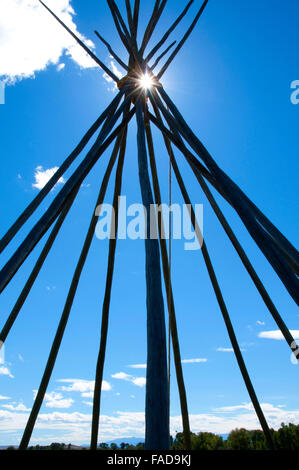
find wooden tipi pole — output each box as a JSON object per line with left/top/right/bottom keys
{"left": 136, "top": 98, "right": 169, "bottom": 450}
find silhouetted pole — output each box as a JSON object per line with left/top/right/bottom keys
{"left": 136, "top": 98, "right": 169, "bottom": 450}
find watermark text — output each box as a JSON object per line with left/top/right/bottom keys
{"left": 290, "top": 80, "right": 299, "bottom": 105}
{"left": 0, "top": 81, "right": 5, "bottom": 105}
{"left": 95, "top": 197, "right": 204, "bottom": 251}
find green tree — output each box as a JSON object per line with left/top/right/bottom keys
{"left": 275, "top": 423, "right": 299, "bottom": 450}
{"left": 226, "top": 429, "right": 251, "bottom": 450}
{"left": 135, "top": 442, "right": 145, "bottom": 450}
{"left": 98, "top": 442, "right": 109, "bottom": 450}
{"left": 110, "top": 443, "right": 118, "bottom": 450}
{"left": 248, "top": 430, "right": 267, "bottom": 450}
{"left": 120, "top": 442, "right": 129, "bottom": 449}
{"left": 191, "top": 432, "right": 223, "bottom": 450}
{"left": 50, "top": 442, "right": 66, "bottom": 450}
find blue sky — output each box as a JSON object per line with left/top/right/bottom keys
{"left": 0, "top": 0, "right": 298, "bottom": 446}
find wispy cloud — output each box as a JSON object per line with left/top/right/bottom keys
{"left": 132, "top": 377, "right": 146, "bottom": 387}
{"left": 217, "top": 347, "right": 234, "bottom": 353}
{"left": 1, "top": 402, "right": 31, "bottom": 412}
{"left": 33, "top": 390, "right": 74, "bottom": 409}
{"left": 111, "top": 372, "right": 132, "bottom": 381}
{"left": 57, "top": 378, "right": 112, "bottom": 398}
{"left": 128, "top": 364, "right": 147, "bottom": 369}
{"left": 102, "top": 60, "right": 123, "bottom": 92}
{"left": 128, "top": 359, "right": 208, "bottom": 368}
{"left": 57, "top": 63, "right": 65, "bottom": 72}
{"left": 1, "top": 402, "right": 299, "bottom": 445}
{"left": 0, "top": 0, "right": 97, "bottom": 84}
{"left": 46, "top": 285, "right": 57, "bottom": 292}
{"left": 258, "top": 330, "right": 299, "bottom": 340}
{"left": 111, "top": 372, "right": 146, "bottom": 388}
{"left": 32, "top": 166, "right": 65, "bottom": 191}
{"left": 0, "top": 396, "right": 10, "bottom": 400}
{"left": 82, "top": 401, "right": 93, "bottom": 407}
{"left": 217, "top": 346, "right": 247, "bottom": 353}
{"left": 0, "top": 366, "right": 14, "bottom": 379}
{"left": 256, "top": 321, "right": 266, "bottom": 326}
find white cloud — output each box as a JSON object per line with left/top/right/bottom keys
{"left": 57, "top": 379, "right": 112, "bottom": 396}
{"left": 0, "top": 366, "right": 14, "bottom": 378}
{"left": 217, "top": 347, "right": 234, "bottom": 352}
{"left": 0, "top": 0, "right": 97, "bottom": 84}
{"left": 256, "top": 321, "right": 265, "bottom": 326}
{"left": 46, "top": 397, "right": 74, "bottom": 410}
{"left": 32, "top": 166, "right": 65, "bottom": 191}
{"left": 102, "top": 381, "right": 112, "bottom": 391}
{"left": 80, "top": 392, "right": 93, "bottom": 398}
{"left": 57, "top": 63, "right": 65, "bottom": 72}
{"left": 0, "top": 344, "right": 4, "bottom": 365}
{"left": 111, "top": 372, "right": 146, "bottom": 388}
{"left": 258, "top": 330, "right": 299, "bottom": 340}
{"left": 33, "top": 390, "right": 74, "bottom": 409}
{"left": 128, "top": 364, "right": 147, "bottom": 369}
{"left": 18, "top": 354, "right": 24, "bottom": 362}
{"left": 103, "top": 60, "right": 123, "bottom": 91}
{"left": 2, "top": 403, "right": 31, "bottom": 412}
{"left": 111, "top": 372, "right": 132, "bottom": 381}
{"left": 0, "top": 396, "right": 10, "bottom": 400}
{"left": 213, "top": 403, "right": 254, "bottom": 413}
{"left": 181, "top": 358, "right": 208, "bottom": 364}
{"left": 110, "top": 61, "right": 123, "bottom": 80}
{"left": 1, "top": 402, "right": 299, "bottom": 445}
{"left": 131, "top": 378, "right": 146, "bottom": 388}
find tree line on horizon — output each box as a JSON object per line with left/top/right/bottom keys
{"left": 5, "top": 423, "right": 299, "bottom": 451}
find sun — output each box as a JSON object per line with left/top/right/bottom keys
{"left": 139, "top": 72, "right": 154, "bottom": 90}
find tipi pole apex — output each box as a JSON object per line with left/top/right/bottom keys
{"left": 157, "top": 0, "right": 209, "bottom": 80}
{"left": 132, "top": 0, "right": 141, "bottom": 38}
{"left": 139, "top": 0, "right": 160, "bottom": 51}
{"left": 94, "top": 30, "right": 129, "bottom": 72}
{"left": 139, "top": 0, "right": 167, "bottom": 56}
{"left": 125, "top": 1, "right": 140, "bottom": 55}
{"left": 107, "top": 0, "right": 138, "bottom": 61}
{"left": 150, "top": 41, "right": 177, "bottom": 72}
{"left": 125, "top": 0, "right": 134, "bottom": 34}
{"left": 108, "top": 0, "right": 131, "bottom": 40}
